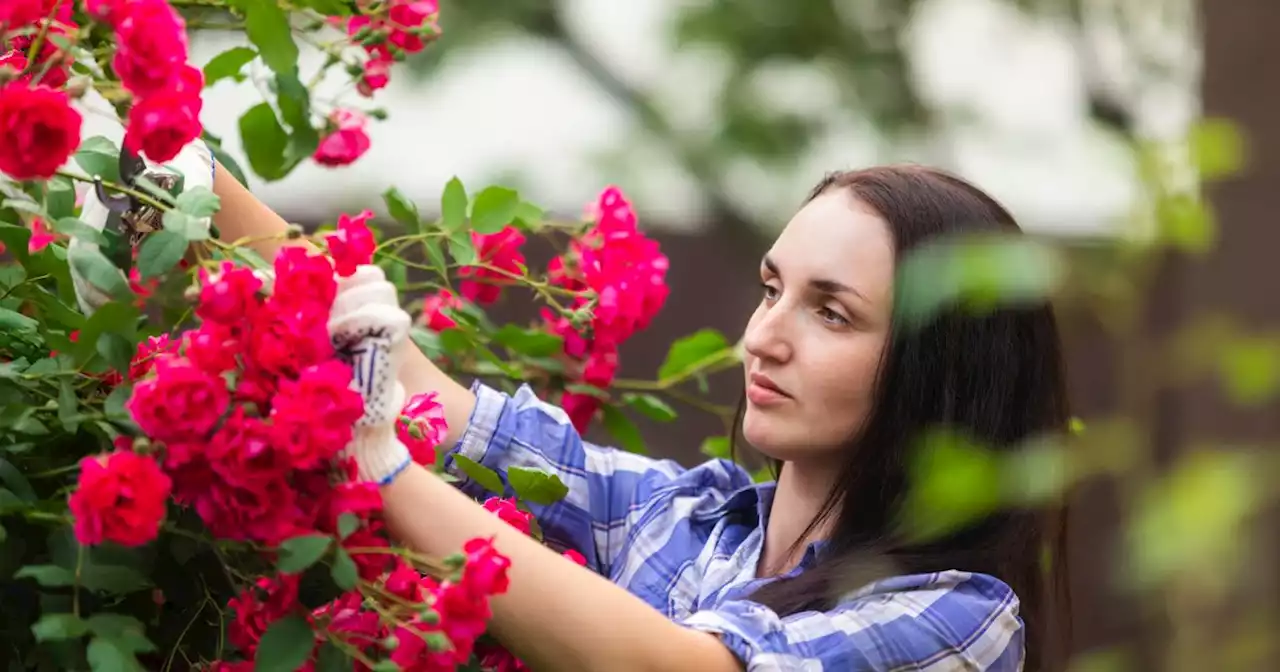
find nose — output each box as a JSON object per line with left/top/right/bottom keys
{"left": 743, "top": 302, "right": 793, "bottom": 365}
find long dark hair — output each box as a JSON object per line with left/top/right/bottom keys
{"left": 743, "top": 166, "right": 1071, "bottom": 670}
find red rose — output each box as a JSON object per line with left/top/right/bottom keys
{"left": 481, "top": 497, "right": 534, "bottom": 536}
{"left": 126, "top": 356, "right": 230, "bottom": 442}
{"left": 0, "top": 82, "right": 82, "bottom": 180}
{"left": 313, "top": 109, "right": 370, "bottom": 166}
{"left": 111, "top": 0, "right": 190, "bottom": 97}
{"left": 458, "top": 226, "right": 526, "bottom": 305}
{"left": 325, "top": 209, "right": 376, "bottom": 277}
{"left": 69, "top": 449, "right": 172, "bottom": 547}
{"left": 124, "top": 83, "right": 203, "bottom": 162}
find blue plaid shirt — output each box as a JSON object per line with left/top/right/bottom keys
{"left": 444, "top": 384, "right": 1026, "bottom": 671}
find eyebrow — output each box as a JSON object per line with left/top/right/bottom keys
{"left": 762, "top": 255, "right": 868, "bottom": 302}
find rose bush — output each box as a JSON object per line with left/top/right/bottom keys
{"left": 0, "top": 1, "right": 742, "bottom": 670}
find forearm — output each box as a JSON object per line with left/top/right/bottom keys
{"left": 209, "top": 163, "right": 476, "bottom": 445}
{"left": 381, "top": 465, "right": 741, "bottom": 672}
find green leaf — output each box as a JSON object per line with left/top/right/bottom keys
{"left": 336, "top": 512, "right": 360, "bottom": 540}
{"left": 204, "top": 46, "right": 257, "bottom": 87}
{"left": 623, "top": 393, "right": 677, "bottom": 422}
{"left": 452, "top": 454, "right": 504, "bottom": 495}
{"left": 234, "top": 245, "right": 272, "bottom": 270}
{"left": 175, "top": 187, "right": 222, "bottom": 218}
{"left": 80, "top": 563, "right": 150, "bottom": 594}
{"left": 239, "top": 103, "right": 289, "bottom": 181}
{"left": 47, "top": 176, "right": 77, "bottom": 219}
{"left": 53, "top": 217, "right": 107, "bottom": 246}
{"left": 254, "top": 615, "right": 315, "bottom": 672}
{"left": 1216, "top": 335, "right": 1280, "bottom": 405}
{"left": 57, "top": 379, "right": 78, "bottom": 432}
{"left": 440, "top": 177, "right": 467, "bottom": 232}
{"left": 161, "top": 208, "right": 210, "bottom": 241}
{"left": 86, "top": 614, "right": 154, "bottom": 653}
{"left": 242, "top": 0, "right": 298, "bottom": 74}
{"left": 76, "top": 302, "right": 140, "bottom": 367}
{"left": 422, "top": 237, "right": 448, "bottom": 275}
{"left": 410, "top": 327, "right": 444, "bottom": 359}
{"left": 0, "top": 307, "right": 38, "bottom": 332}
{"left": 68, "top": 244, "right": 132, "bottom": 301}
{"left": 507, "top": 467, "right": 569, "bottom": 505}
{"left": 658, "top": 329, "right": 730, "bottom": 381}
{"left": 492, "top": 325, "right": 563, "bottom": 357}
{"left": 1126, "top": 451, "right": 1259, "bottom": 591}
{"left": 2, "top": 198, "right": 44, "bottom": 215}
{"left": 600, "top": 405, "right": 646, "bottom": 454}
{"left": 137, "top": 230, "right": 188, "bottom": 279}
{"left": 383, "top": 187, "right": 419, "bottom": 228}
{"left": 275, "top": 72, "right": 319, "bottom": 166}
{"left": 470, "top": 186, "right": 519, "bottom": 234}
{"left": 563, "top": 383, "right": 608, "bottom": 400}
{"left": 699, "top": 436, "right": 732, "bottom": 460}
{"left": 1156, "top": 193, "right": 1215, "bottom": 254}
{"left": 15, "top": 564, "right": 76, "bottom": 586}
{"left": 315, "top": 642, "right": 353, "bottom": 672}
{"left": 32, "top": 613, "right": 88, "bottom": 642}
{"left": 1189, "top": 117, "right": 1245, "bottom": 181}
{"left": 0, "top": 488, "right": 22, "bottom": 507}
{"left": 898, "top": 430, "right": 1001, "bottom": 542}
{"left": 447, "top": 229, "right": 476, "bottom": 266}
{"left": 97, "top": 333, "right": 134, "bottom": 375}
{"left": 513, "top": 201, "right": 544, "bottom": 229}
{"left": 331, "top": 547, "right": 358, "bottom": 591}
{"left": 75, "top": 136, "right": 121, "bottom": 183}
{"left": 437, "top": 328, "right": 471, "bottom": 355}
{"left": 276, "top": 533, "right": 331, "bottom": 573}
{"left": 0, "top": 457, "right": 36, "bottom": 502}
{"left": 88, "top": 635, "right": 144, "bottom": 672}
{"left": 0, "top": 224, "right": 32, "bottom": 265}
{"left": 894, "top": 235, "right": 1065, "bottom": 329}
{"left": 295, "top": 0, "right": 353, "bottom": 14}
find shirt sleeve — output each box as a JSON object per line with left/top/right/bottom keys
{"left": 679, "top": 571, "right": 1025, "bottom": 671}
{"left": 442, "top": 382, "right": 751, "bottom": 576}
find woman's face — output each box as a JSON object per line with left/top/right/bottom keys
{"left": 741, "top": 190, "right": 896, "bottom": 464}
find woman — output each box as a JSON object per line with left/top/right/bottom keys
{"left": 91, "top": 146, "right": 1070, "bottom": 670}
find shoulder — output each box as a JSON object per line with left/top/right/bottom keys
{"left": 829, "top": 570, "right": 1024, "bottom": 669}
{"left": 684, "top": 570, "right": 1024, "bottom": 671}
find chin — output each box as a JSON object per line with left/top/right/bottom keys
{"left": 742, "top": 411, "right": 806, "bottom": 461}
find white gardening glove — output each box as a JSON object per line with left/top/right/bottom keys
{"left": 71, "top": 140, "right": 215, "bottom": 314}
{"left": 328, "top": 265, "right": 414, "bottom": 485}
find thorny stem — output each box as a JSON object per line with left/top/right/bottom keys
{"left": 54, "top": 170, "right": 170, "bottom": 213}
{"left": 72, "top": 543, "right": 85, "bottom": 618}
{"left": 320, "top": 629, "right": 380, "bottom": 668}
{"left": 345, "top": 545, "right": 447, "bottom": 576}
{"left": 612, "top": 347, "right": 741, "bottom": 392}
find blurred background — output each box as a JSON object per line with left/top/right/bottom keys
{"left": 86, "top": 0, "right": 1278, "bottom": 668}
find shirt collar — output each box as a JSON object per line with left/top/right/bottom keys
{"left": 714, "top": 481, "right": 829, "bottom": 572}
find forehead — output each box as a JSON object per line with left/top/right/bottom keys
{"left": 767, "top": 191, "right": 896, "bottom": 301}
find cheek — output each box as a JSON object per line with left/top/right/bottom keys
{"left": 804, "top": 336, "right": 883, "bottom": 430}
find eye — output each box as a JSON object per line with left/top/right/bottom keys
{"left": 818, "top": 306, "right": 850, "bottom": 327}
{"left": 761, "top": 282, "right": 780, "bottom": 302}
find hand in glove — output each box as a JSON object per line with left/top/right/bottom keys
{"left": 71, "top": 140, "right": 215, "bottom": 314}
{"left": 328, "top": 265, "right": 415, "bottom": 485}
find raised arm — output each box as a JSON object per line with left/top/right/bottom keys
{"left": 208, "top": 162, "right": 477, "bottom": 446}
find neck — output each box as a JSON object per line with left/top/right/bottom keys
{"left": 758, "top": 460, "right": 838, "bottom": 577}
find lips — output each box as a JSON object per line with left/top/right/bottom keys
{"left": 747, "top": 372, "right": 790, "bottom": 406}
{"left": 749, "top": 372, "right": 787, "bottom": 396}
